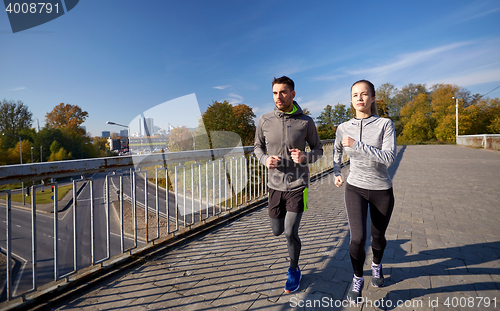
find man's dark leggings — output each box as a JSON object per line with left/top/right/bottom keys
{"left": 345, "top": 182, "right": 394, "bottom": 277}
{"left": 270, "top": 212, "right": 303, "bottom": 270}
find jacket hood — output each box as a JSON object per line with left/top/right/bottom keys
{"left": 274, "top": 101, "right": 303, "bottom": 117}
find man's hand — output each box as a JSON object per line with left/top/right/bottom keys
{"left": 266, "top": 156, "right": 281, "bottom": 169}
{"left": 334, "top": 175, "right": 344, "bottom": 187}
{"left": 290, "top": 148, "right": 305, "bottom": 164}
{"left": 342, "top": 136, "right": 355, "bottom": 148}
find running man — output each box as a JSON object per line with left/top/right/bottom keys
{"left": 254, "top": 76, "right": 323, "bottom": 293}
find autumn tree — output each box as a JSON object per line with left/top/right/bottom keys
{"left": 399, "top": 93, "right": 435, "bottom": 142}
{"left": 45, "top": 103, "right": 88, "bottom": 134}
{"left": 200, "top": 100, "right": 256, "bottom": 149}
{"left": 430, "top": 84, "right": 459, "bottom": 121}
{"left": 168, "top": 126, "right": 195, "bottom": 152}
{"left": 460, "top": 97, "right": 500, "bottom": 135}
{"left": 0, "top": 99, "right": 33, "bottom": 137}
{"left": 92, "top": 137, "right": 111, "bottom": 157}
{"left": 233, "top": 103, "right": 256, "bottom": 146}
{"left": 376, "top": 83, "right": 396, "bottom": 117}
{"left": 392, "top": 83, "right": 428, "bottom": 117}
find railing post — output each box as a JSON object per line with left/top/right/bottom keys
{"left": 31, "top": 185, "right": 37, "bottom": 291}
{"left": 4, "top": 190, "right": 12, "bottom": 300}
{"left": 73, "top": 179, "right": 78, "bottom": 272}
{"left": 53, "top": 182, "right": 58, "bottom": 281}
{"left": 90, "top": 179, "right": 95, "bottom": 265}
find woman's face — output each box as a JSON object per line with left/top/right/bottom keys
{"left": 351, "top": 82, "right": 375, "bottom": 116}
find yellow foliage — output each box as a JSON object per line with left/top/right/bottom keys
{"left": 48, "top": 147, "right": 72, "bottom": 161}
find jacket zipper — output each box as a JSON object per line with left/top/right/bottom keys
{"left": 359, "top": 118, "right": 363, "bottom": 142}
{"left": 282, "top": 113, "right": 288, "bottom": 191}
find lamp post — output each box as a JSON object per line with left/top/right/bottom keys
{"left": 107, "top": 121, "right": 130, "bottom": 153}
{"left": 2, "top": 133, "right": 25, "bottom": 204}
{"left": 452, "top": 97, "right": 459, "bottom": 137}
{"left": 31, "top": 146, "right": 34, "bottom": 163}
{"left": 40, "top": 145, "right": 43, "bottom": 162}
{"left": 189, "top": 131, "right": 196, "bottom": 150}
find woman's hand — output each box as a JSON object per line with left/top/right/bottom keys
{"left": 342, "top": 136, "right": 355, "bottom": 148}
{"left": 334, "top": 175, "right": 344, "bottom": 187}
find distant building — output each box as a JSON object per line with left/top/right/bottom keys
{"left": 108, "top": 138, "right": 121, "bottom": 151}
{"left": 120, "top": 129, "right": 129, "bottom": 137}
{"left": 144, "top": 117, "right": 154, "bottom": 136}
{"left": 102, "top": 131, "right": 110, "bottom": 138}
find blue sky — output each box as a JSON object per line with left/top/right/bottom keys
{"left": 1, "top": 0, "right": 500, "bottom": 137}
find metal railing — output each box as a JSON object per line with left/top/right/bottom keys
{"left": 0, "top": 140, "right": 341, "bottom": 305}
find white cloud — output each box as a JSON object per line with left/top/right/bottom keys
{"left": 227, "top": 93, "right": 244, "bottom": 105}
{"left": 428, "top": 68, "right": 500, "bottom": 87}
{"left": 214, "top": 85, "right": 230, "bottom": 90}
{"left": 11, "top": 87, "right": 26, "bottom": 91}
{"left": 347, "top": 42, "right": 472, "bottom": 77}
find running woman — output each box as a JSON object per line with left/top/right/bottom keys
{"left": 254, "top": 76, "right": 323, "bottom": 293}
{"left": 333, "top": 80, "right": 396, "bottom": 302}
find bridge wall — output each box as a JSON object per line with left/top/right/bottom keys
{"left": 457, "top": 134, "right": 500, "bottom": 151}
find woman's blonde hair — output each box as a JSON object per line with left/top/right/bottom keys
{"left": 351, "top": 79, "right": 378, "bottom": 116}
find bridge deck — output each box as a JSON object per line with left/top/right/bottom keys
{"left": 28, "top": 145, "right": 500, "bottom": 310}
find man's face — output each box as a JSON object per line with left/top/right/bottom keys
{"left": 273, "top": 83, "right": 295, "bottom": 112}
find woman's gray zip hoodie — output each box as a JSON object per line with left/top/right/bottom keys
{"left": 254, "top": 102, "right": 323, "bottom": 192}
{"left": 333, "top": 115, "right": 396, "bottom": 190}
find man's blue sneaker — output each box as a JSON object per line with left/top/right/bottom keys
{"left": 284, "top": 267, "right": 302, "bottom": 293}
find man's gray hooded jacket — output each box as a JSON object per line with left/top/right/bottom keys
{"left": 254, "top": 102, "right": 323, "bottom": 192}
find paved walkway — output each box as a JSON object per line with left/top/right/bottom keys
{"left": 44, "top": 145, "right": 500, "bottom": 310}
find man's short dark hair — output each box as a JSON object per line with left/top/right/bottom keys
{"left": 272, "top": 76, "right": 295, "bottom": 91}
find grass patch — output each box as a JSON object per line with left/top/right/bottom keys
{"left": 0, "top": 182, "right": 23, "bottom": 191}
{"left": 4, "top": 184, "right": 73, "bottom": 204}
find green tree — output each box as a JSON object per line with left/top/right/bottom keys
{"left": 316, "top": 104, "right": 352, "bottom": 140}
{"left": 316, "top": 104, "right": 335, "bottom": 139}
{"left": 0, "top": 99, "right": 33, "bottom": 137}
{"left": 34, "top": 126, "right": 63, "bottom": 162}
{"left": 48, "top": 140, "right": 72, "bottom": 161}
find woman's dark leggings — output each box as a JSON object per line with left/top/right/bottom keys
{"left": 345, "top": 183, "right": 394, "bottom": 277}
